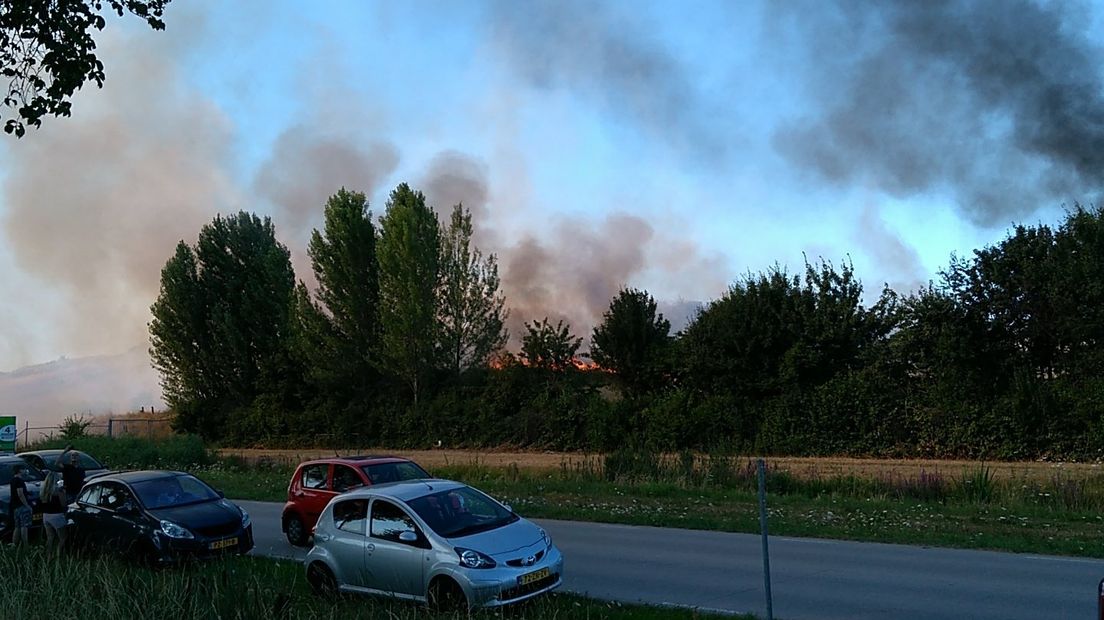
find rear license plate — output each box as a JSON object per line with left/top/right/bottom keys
{"left": 209, "top": 537, "right": 238, "bottom": 550}
{"left": 518, "top": 567, "right": 550, "bottom": 586}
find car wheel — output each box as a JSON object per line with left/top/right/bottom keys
{"left": 307, "top": 562, "right": 338, "bottom": 597}
{"left": 284, "top": 514, "right": 307, "bottom": 547}
{"left": 428, "top": 576, "right": 468, "bottom": 612}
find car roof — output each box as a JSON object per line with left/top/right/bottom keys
{"left": 88, "top": 470, "right": 190, "bottom": 485}
{"left": 302, "top": 455, "right": 417, "bottom": 467}
{"left": 17, "top": 449, "right": 89, "bottom": 457}
{"left": 339, "top": 478, "right": 465, "bottom": 502}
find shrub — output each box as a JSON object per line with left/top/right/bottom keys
{"left": 25, "top": 434, "right": 213, "bottom": 470}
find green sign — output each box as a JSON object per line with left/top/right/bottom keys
{"left": 0, "top": 416, "right": 15, "bottom": 452}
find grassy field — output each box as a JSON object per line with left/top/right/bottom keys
{"left": 218, "top": 447, "right": 1104, "bottom": 482}
{"left": 0, "top": 547, "right": 741, "bottom": 620}
{"left": 196, "top": 452, "right": 1104, "bottom": 558}
{"left": 33, "top": 436, "right": 1104, "bottom": 558}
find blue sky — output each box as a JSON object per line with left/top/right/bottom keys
{"left": 0, "top": 0, "right": 1096, "bottom": 371}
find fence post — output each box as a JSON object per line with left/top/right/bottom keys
{"left": 758, "top": 458, "right": 774, "bottom": 620}
{"left": 106, "top": 418, "right": 113, "bottom": 439}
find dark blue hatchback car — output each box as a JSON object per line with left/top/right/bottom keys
{"left": 68, "top": 470, "right": 254, "bottom": 563}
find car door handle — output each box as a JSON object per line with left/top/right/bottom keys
{"left": 316, "top": 533, "right": 332, "bottom": 542}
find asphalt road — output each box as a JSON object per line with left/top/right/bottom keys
{"left": 239, "top": 499, "right": 1104, "bottom": 619}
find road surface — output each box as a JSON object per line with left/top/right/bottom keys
{"left": 238, "top": 499, "right": 1104, "bottom": 619}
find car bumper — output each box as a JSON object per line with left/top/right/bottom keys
{"left": 463, "top": 546, "right": 565, "bottom": 608}
{"left": 148, "top": 524, "right": 255, "bottom": 563}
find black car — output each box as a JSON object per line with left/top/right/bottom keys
{"left": 0, "top": 456, "right": 45, "bottom": 540}
{"left": 18, "top": 449, "right": 110, "bottom": 478}
{"left": 68, "top": 471, "right": 254, "bottom": 563}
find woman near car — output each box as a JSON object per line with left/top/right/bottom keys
{"left": 39, "top": 471, "right": 67, "bottom": 554}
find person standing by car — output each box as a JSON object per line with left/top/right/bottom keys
{"left": 9, "top": 464, "right": 32, "bottom": 545}
{"left": 60, "top": 448, "right": 85, "bottom": 503}
{"left": 39, "top": 471, "right": 67, "bottom": 555}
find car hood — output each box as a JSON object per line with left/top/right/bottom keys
{"left": 147, "top": 499, "right": 242, "bottom": 527}
{"left": 446, "top": 517, "right": 544, "bottom": 556}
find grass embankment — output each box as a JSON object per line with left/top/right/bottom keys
{"left": 32, "top": 435, "right": 1104, "bottom": 557}
{"left": 0, "top": 547, "right": 737, "bottom": 620}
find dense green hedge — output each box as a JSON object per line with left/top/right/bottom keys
{"left": 25, "top": 434, "right": 213, "bottom": 470}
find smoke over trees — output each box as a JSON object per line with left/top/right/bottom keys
{"left": 148, "top": 182, "right": 1104, "bottom": 460}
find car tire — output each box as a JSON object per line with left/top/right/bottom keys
{"left": 284, "top": 514, "right": 307, "bottom": 547}
{"left": 307, "top": 562, "right": 338, "bottom": 597}
{"left": 428, "top": 576, "right": 468, "bottom": 612}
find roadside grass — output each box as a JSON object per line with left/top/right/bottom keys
{"left": 30, "top": 436, "right": 1104, "bottom": 558}
{"left": 191, "top": 456, "right": 1104, "bottom": 558}
{"left": 0, "top": 547, "right": 739, "bottom": 620}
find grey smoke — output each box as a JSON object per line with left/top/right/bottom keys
{"left": 487, "top": 0, "right": 728, "bottom": 162}
{"left": 0, "top": 32, "right": 236, "bottom": 362}
{"left": 417, "top": 150, "right": 730, "bottom": 346}
{"left": 855, "top": 203, "right": 927, "bottom": 296}
{"left": 420, "top": 150, "right": 496, "bottom": 248}
{"left": 775, "top": 0, "right": 1104, "bottom": 224}
{"left": 255, "top": 126, "right": 399, "bottom": 238}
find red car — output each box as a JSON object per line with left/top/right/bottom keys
{"left": 281, "top": 455, "right": 431, "bottom": 546}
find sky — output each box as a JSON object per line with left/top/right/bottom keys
{"left": 1, "top": 0, "right": 1103, "bottom": 372}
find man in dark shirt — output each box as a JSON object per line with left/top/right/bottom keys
{"left": 9, "top": 464, "right": 31, "bottom": 545}
{"left": 60, "top": 448, "right": 85, "bottom": 503}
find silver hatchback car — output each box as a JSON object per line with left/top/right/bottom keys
{"left": 304, "top": 479, "right": 563, "bottom": 609}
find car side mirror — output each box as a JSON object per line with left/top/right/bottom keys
{"left": 399, "top": 530, "right": 418, "bottom": 543}
{"left": 503, "top": 504, "right": 513, "bottom": 513}
{"left": 217, "top": 489, "right": 225, "bottom": 499}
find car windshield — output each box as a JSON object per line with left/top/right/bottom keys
{"left": 361, "top": 461, "right": 430, "bottom": 485}
{"left": 131, "top": 474, "right": 219, "bottom": 510}
{"left": 406, "top": 485, "right": 517, "bottom": 538}
{"left": 0, "top": 461, "right": 44, "bottom": 484}
{"left": 44, "top": 452, "right": 104, "bottom": 470}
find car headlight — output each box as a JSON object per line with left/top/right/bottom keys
{"left": 240, "top": 508, "right": 251, "bottom": 528}
{"left": 541, "top": 528, "right": 552, "bottom": 550}
{"left": 455, "top": 547, "right": 496, "bottom": 569}
{"left": 160, "top": 520, "right": 194, "bottom": 539}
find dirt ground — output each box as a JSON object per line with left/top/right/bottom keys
{"left": 216, "top": 448, "right": 1104, "bottom": 481}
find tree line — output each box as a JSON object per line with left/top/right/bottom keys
{"left": 149, "top": 186, "right": 1104, "bottom": 460}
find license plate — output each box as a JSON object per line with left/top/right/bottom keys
{"left": 518, "top": 567, "right": 550, "bottom": 586}
{"left": 209, "top": 537, "right": 238, "bottom": 550}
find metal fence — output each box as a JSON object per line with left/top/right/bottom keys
{"left": 15, "top": 417, "right": 173, "bottom": 448}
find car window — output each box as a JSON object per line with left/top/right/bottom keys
{"left": 362, "top": 462, "right": 430, "bottom": 485}
{"left": 407, "top": 486, "right": 517, "bottom": 538}
{"left": 131, "top": 475, "right": 219, "bottom": 510}
{"left": 78, "top": 484, "right": 103, "bottom": 505}
{"left": 301, "top": 464, "right": 328, "bottom": 490}
{"left": 97, "top": 483, "right": 133, "bottom": 510}
{"left": 0, "top": 461, "right": 44, "bottom": 484}
{"left": 370, "top": 499, "right": 418, "bottom": 542}
{"left": 333, "top": 499, "right": 368, "bottom": 535}
{"left": 332, "top": 466, "right": 363, "bottom": 493}
{"left": 50, "top": 452, "right": 104, "bottom": 470}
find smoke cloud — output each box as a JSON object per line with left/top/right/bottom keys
{"left": 487, "top": 0, "right": 727, "bottom": 162}
{"left": 855, "top": 203, "right": 927, "bottom": 296}
{"left": 774, "top": 0, "right": 1104, "bottom": 224}
{"left": 419, "top": 150, "right": 497, "bottom": 249}
{"left": 254, "top": 126, "right": 399, "bottom": 282}
{"left": 0, "top": 32, "right": 237, "bottom": 362}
